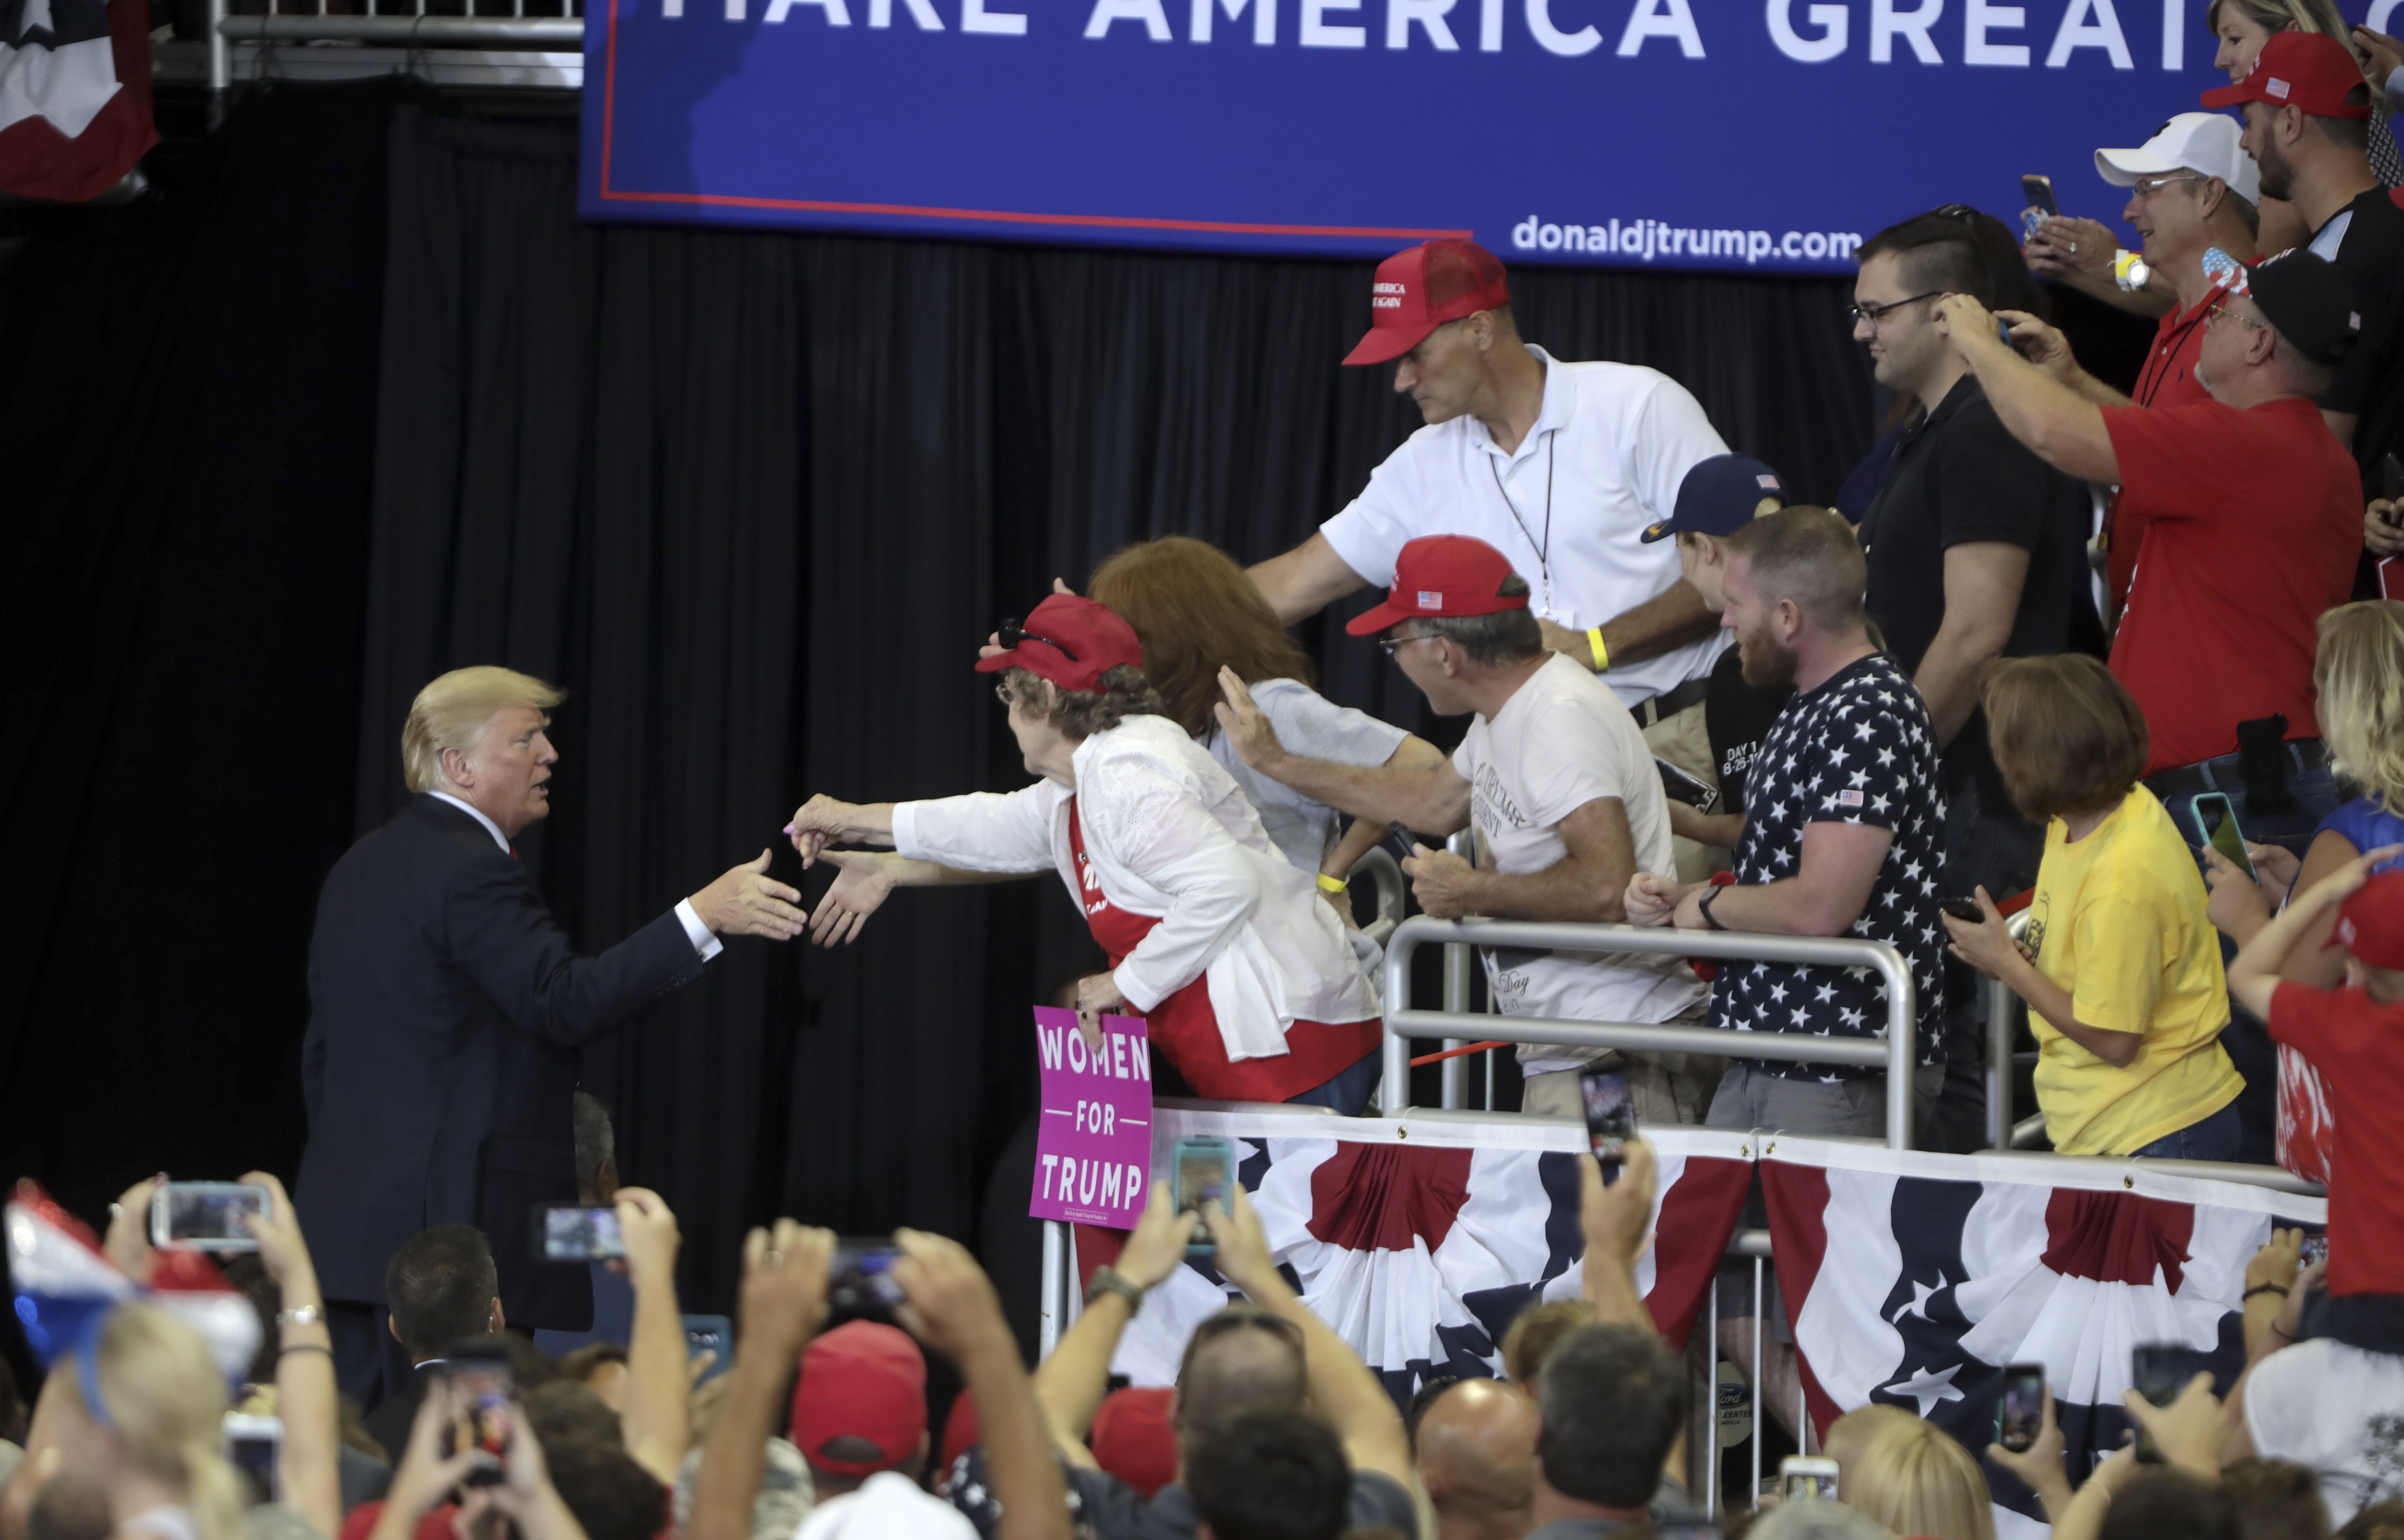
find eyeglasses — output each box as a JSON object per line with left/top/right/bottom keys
{"left": 997, "top": 617, "right": 1078, "bottom": 662}
{"left": 1849, "top": 291, "right": 1942, "bottom": 327}
{"left": 2204, "top": 298, "right": 2266, "bottom": 333}
{"left": 1379, "top": 628, "right": 1439, "bottom": 658}
{"left": 2129, "top": 174, "right": 2205, "bottom": 200}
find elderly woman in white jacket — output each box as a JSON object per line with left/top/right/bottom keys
{"left": 788, "top": 594, "right": 1384, "bottom": 1111}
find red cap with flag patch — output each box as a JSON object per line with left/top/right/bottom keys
{"left": 1344, "top": 535, "right": 1528, "bottom": 636}
{"left": 2201, "top": 30, "right": 2373, "bottom": 119}
{"left": 791, "top": 1320, "right": 927, "bottom": 1477}
{"left": 1343, "top": 240, "right": 1513, "bottom": 366}
{"left": 2335, "top": 870, "right": 2404, "bottom": 970}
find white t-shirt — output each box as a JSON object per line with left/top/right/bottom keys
{"left": 795, "top": 1471, "right": 977, "bottom": 1540}
{"left": 1319, "top": 344, "right": 1730, "bottom": 708}
{"left": 1206, "top": 677, "right": 1410, "bottom": 875}
{"left": 2245, "top": 1336, "right": 2404, "bottom": 1524}
{"left": 1452, "top": 654, "right": 1707, "bottom": 1071}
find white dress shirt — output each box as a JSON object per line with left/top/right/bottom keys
{"left": 429, "top": 790, "right": 721, "bottom": 961}
{"left": 1318, "top": 344, "right": 1731, "bottom": 707}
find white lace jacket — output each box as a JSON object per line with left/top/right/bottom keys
{"left": 891, "top": 714, "right": 1379, "bottom": 1064}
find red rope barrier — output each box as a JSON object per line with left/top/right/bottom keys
{"left": 1408, "top": 1039, "right": 1511, "bottom": 1067}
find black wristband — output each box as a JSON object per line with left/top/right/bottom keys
{"left": 1699, "top": 884, "right": 1729, "bottom": 931}
{"left": 2242, "top": 1283, "right": 2290, "bottom": 1302}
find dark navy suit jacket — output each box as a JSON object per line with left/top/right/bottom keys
{"left": 296, "top": 795, "right": 705, "bottom": 1329}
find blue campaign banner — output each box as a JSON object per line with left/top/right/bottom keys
{"left": 580, "top": 0, "right": 2404, "bottom": 271}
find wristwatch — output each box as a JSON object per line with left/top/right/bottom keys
{"left": 1083, "top": 1266, "right": 1144, "bottom": 1316}
{"left": 276, "top": 1305, "right": 324, "bottom": 1330}
{"left": 1698, "top": 884, "right": 1730, "bottom": 931}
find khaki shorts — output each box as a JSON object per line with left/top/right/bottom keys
{"left": 1642, "top": 697, "right": 1728, "bottom": 884}
{"left": 1522, "top": 1043, "right": 1725, "bottom": 1126}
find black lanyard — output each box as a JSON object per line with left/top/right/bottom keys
{"left": 2136, "top": 302, "right": 2211, "bottom": 408}
{"left": 1488, "top": 429, "right": 1559, "bottom": 613}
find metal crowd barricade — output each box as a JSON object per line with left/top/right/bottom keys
{"left": 200, "top": 0, "right": 583, "bottom": 116}
{"left": 1380, "top": 914, "right": 1924, "bottom": 1149}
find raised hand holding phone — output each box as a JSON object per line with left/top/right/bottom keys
{"left": 1174, "top": 1136, "right": 1234, "bottom": 1255}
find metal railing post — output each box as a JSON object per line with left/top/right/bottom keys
{"left": 1038, "top": 1220, "right": 1063, "bottom": 1361}
{"left": 207, "top": 0, "right": 230, "bottom": 127}
{"left": 1353, "top": 847, "right": 1406, "bottom": 946}
{"left": 1441, "top": 831, "right": 1476, "bottom": 1110}
{"left": 1985, "top": 910, "right": 2031, "bottom": 1149}
{"left": 1380, "top": 916, "right": 1919, "bottom": 1148}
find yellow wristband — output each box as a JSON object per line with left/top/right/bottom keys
{"left": 1587, "top": 627, "right": 1609, "bottom": 672}
{"left": 1316, "top": 873, "right": 1349, "bottom": 894}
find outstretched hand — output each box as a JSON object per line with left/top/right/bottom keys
{"left": 808, "top": 850, "right": 894, "bottom": 947}
{"left": 689, "top": 850, "right": 807, "bottom": 941}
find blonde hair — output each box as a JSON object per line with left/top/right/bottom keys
{"left": 2316, "top": 602, "right": 2404, "bottom": 812}
{"left": 61, "top": 1304, "right": 246, "bottom": 1540}
{"left": 1841, "top": 1414, "right": 1996, "bottom": 1540}
{"left": 401, "top": 666, "right": 565, "bottom": 794}
{"left": 2205, "top": 0, "right": 2349, "bottom": 39}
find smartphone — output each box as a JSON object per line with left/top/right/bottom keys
{"left": 1995, "top": 1363, "right": 2046, "bottom": 1453}
{"left": 531, "top": 1203, "right": 625, "bottom": 1263}
{"left": 1779, "top": 1455, "right": 1841, "bottom": 1501}
{"left": 2022, "top": 174, "right": 2059, "bottom": 218}
{"left": 440, "top": 1352, "right": 513, "bottom": 1485}
{"left": 2130, "top": 1343, "right": 2189, "bottom": 1465}
{"left": 2302, "top": 1234, "right": 2330, "bottom": 1268}
{"left": 150, "top": 1182, "right": 270, "bottom": 1252}
{"left": 1579, "top": 1070, "right": 1635, "bottom": 1181}
{"left": 683, "top": 1314, "right": 733, "bottom": 1384}
{"left": 224, "top": 1413, "right": 281, "bottom": 1503}
{"left": 1655, "top": 757, "right": 1718, "bottom": 812}
{"left": 1175, "top": 1136, "right": 1235, "bottom": 1256}
{"left": 2381, "top": 450, "right": 2404, "bottom": 504}
{"left": 829, "top": 1240, "right": 906, "bottom": 1317}
{"left": 2190, "top": 793, "right": 2255, "bottom": 883}
{"left": 1939, "top": 896, "right": 1985, "bottom": 923}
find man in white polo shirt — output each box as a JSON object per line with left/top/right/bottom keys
{"left": 1247, "top": 239, "right": 1734, "bottom": 870}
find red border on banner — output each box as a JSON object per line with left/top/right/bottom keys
{"left": 595, "top": 0, "right": 1474, "bottom": 242}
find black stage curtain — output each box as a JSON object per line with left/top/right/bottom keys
{"left": 3, "top": 84, "right": 1871, "bottom": 1342}
{"left": 0, "top": 81, "right": 399, "bottom": 1240}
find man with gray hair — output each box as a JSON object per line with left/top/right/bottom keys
{"left": 297, "top": 665, "right": 806, "bottom": 1407}
{"left": 1219, "top": 534, "right": 1711, "bottom": 1123}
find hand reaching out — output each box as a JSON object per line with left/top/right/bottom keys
{"left": 689, "top": 850, "right": 807, "bottom": 941}
{"left": 808, "top": 850, "right": 894, "bottom": 947}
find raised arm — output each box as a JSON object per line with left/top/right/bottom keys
{"left": 1031, "top": 1183, "right": 1199, "bottom": 1463}
{"left": 241, "top": 1172, "right": 340, "bottom": 1540}
{"left": 690, "top": 1222, "right": 834, "bottom": 1540}
{"left": 1403, "top": 796, "right": 1635, "bottom": 923}
{"left": 1934, "top": 294, "right": 2121, "bottom": 485}
{"left": 1216, "top": 669, "right": 1470, "bottom": 836}
{"left": 2227, "top": 843, "right": 2404, "bottom": 1020}
{"left": 1247, "top": 533, "right": 1371, "bottom": 627}
{"left": 1211, "top": 1185, "right": 1415, "bottom": 1491}
{"left": 1578, "top": 1137, "right": 1658, "bottom": 1334}
{"left": 612, "top": 1187, "right": 691, "bottom": 1484}
{"left": 786, "top": 795, "right": 900, "bottom": 863}
{"left": 892, "top": 1231, "right": 1073, "bottom": 1540}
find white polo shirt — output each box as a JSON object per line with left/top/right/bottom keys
{"left": 1319, "top": 344, "right": 1730, "bottom": 708}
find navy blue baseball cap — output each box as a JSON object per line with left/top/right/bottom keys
{"left": 1641, "top": 455, "right": 1789, "bottom": 543}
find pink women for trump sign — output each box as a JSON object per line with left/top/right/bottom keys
{"left": 1029, "top": 1006, "right": 1152, "bottom": 1228}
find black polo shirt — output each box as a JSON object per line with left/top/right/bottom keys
{"left": 1858, "top": 373, "right": 2095, "bottom": 807}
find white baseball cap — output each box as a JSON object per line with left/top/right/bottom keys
{"left": 2095, "top": 112, "right": 2261, "bottom": 204}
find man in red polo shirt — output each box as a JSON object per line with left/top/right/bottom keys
{"left": 1932, "top": 250, "right": 2361, "bottom": 854}
{"left": 2003, "top": 112, "right": 2262, "bottom": 616}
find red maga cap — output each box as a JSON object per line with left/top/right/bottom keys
{"left": 1345, "top": 534, "right": 1529, "bottom": 636}
{"left": 1342, "top": 239, "right": 1513, "bottom": 367}
{"left": 2336, "top": 870, "right": 2404, "bottom": 970}
{"left": 1090, "top": 1387, "right": 1178, "bottom": 1499}
{"left": 974, "top": 593, "right": 1143, "bottom": 693}
{"left": 2201, "top": 31, "right": 2373, "bottom": 120}
{"left": 791, "top": 1321, "right": 927, "bottom": 1477}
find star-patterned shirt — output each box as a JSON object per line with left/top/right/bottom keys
{"left": 1707, "top": 651, "right": 1946, "bottom": 1080}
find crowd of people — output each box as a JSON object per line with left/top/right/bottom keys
{"left": 23, "top": 0, "right": 2404, "bottom": 1533}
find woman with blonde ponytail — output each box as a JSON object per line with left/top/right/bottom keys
{"left": 49, "top": 1302, "right": 248, "bottom": 1540}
